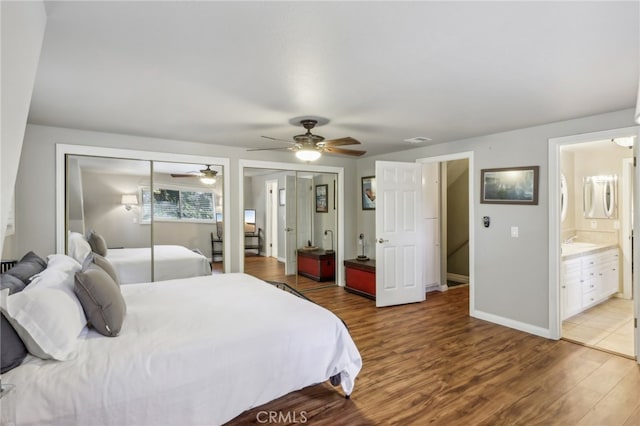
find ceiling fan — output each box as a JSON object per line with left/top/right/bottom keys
{"left": 171, "top": 165, "right": 218, "bottom": 185}
{"left": 248, "top": 119, "right": 366, "bottom": 161}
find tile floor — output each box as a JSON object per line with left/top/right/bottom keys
{"left": 562, "top": 297, "right": 635, "bottom": 358}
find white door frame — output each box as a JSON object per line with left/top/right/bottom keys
{"left": 417, "top": 151, "right": 475, "bottom": 317}
{"left": 622, "top": 158, "right": 633, "bottom": 299}
{"left": 548, "top": 126, "right": 639, "bottom": 363}
{"left": 265, "top": 179, "right": 278, "bottom": 258}
{"left": 238, "top": 159, "right": 345, "bottom": 286}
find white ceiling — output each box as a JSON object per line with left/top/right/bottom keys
{"left": 29, "top": 1, "right": 639, "bottom": 157}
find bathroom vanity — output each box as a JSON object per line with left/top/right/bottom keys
{"left": 561, "top": 244, "right": 619, "bottom": 320}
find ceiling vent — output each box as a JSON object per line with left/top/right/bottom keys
{"left": 403, "top": 136, "right": 432, "bottom": 144}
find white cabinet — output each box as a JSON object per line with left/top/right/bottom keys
{"left": 561, "top": 248, "right": 619, "bottom": 320}
{"left": 562, "top": 258, "right": 583, "bottom": 319}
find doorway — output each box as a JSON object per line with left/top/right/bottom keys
{"left": 415, "top": 151, "right": 475, "bottom": 316}
{"left": 558, "top": 138, "right": 635, "bottom": 358}
{"left": 549, "top": 126, "right": 640, "bottom": 363}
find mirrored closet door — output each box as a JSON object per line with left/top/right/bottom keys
{"left": 242, "top": 167, "right": 338, "bottom": 292}
{"left": 65, "top": 154, "right": 225, "bottom": 283}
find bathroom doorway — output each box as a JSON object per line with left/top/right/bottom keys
{"left": 552, "top": 129, "right": 639, "bottom": 360}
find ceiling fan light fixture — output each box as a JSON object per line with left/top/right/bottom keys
{"left": 612, "top": 136, "right": 635, "bottom": 148}
{"left": 200, "top": 176, "right": 216, "bottom": 185}
{"left": 295, "top": 148, "right": 321, "bottom": 162}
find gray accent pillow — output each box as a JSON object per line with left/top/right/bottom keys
{"left": 5, "top": 251, "right": 47, "bottom": 284}
{"left": 1, "top": 274, "right": 26, "bottom": 294}
{"left": 74, "top": 264, "right": 126, "bottom": 337}
{"left": 1, "top": 271, "right": 30, "bottom": 373}
{"left": 1, "top": 314, "right": 27, "bottom": 373}
{"left": 91, "top": 253, "right": 120, "bottom": 286}
{"left": 88, "top": 231, "right": 108, "bottom": 257}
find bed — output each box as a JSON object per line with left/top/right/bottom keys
{"left": 68, "top": 232, "right": 212, "bottom": 285}
{"left": 2, "top": 272, "right": 362, "bottom": 426}
{"left": 106, "top": 245, "right": 212, "bottom": 284}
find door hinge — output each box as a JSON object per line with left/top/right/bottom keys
{"left": 635, "top": 318, "right": 637, "bottom": 328}
{"left": 269, "top": 189, "right": 273, "bottom": 193}
{"left": 634, "top": 157, "right": 637, "bottom": 167}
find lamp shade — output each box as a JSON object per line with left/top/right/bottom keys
{"left": 121, "top": 194, "right": 138, "bottom": 206}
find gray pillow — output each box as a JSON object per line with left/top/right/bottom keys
{"left": 5, "top": 251, "right": 47, "bottom": 284}
{"left": 1, "top": 314, "right": 27, "bottom": 373}
{"left": 1, "top": 271, "right": 30, "bottom": 373}
{"left": 91, "top": 253, "right": 120, "bottom": 286}
{"left": 1, "top": 274, "right": 26, "bottom": 294}
{"left": 74, "top": 264, "right": 126, "bottom": 337}
{"left": 88, "top": 231, "right": 108, "bottom": 257}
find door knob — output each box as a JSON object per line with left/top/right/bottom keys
{"left": 285, "top": 227, "right": 294, "bottom": 232}
{"left": 378, "top": 238, "right": 389, "bottom": 244}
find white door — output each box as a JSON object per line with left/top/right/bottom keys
{"left": 265, "top": 180, "right": 278, "bottom": 258}
{"left": 375, "top": 161, "right": 425, "bottom": 307}
{"left": 284, "top": 175, "right": 297, "bottom": 275}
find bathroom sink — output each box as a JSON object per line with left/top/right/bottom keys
{"left": 563, "top": 242, "right": 598, "bottom": 249}
{"left": 561, "top": 242, "right": 600, "bottom": 256}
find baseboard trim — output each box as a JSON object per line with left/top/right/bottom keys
{"left": 472, "top": 309, "right": 551, "bottom": 339}
{"left": 447, "top": 273, "right": 469, "bottom": 283}
{"left": 425, "top": 283, "right": 443, "bottom": 293}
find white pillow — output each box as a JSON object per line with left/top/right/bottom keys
{"left": 0, "top": 288, "right": 85, "bottom": 361}
{"left": 27, "top": 257, "right": 82, "bottom": 297}
{"left": 68, "top": 231, "right": 92, "bottom": 264}
{"left": 46, "top": 253, "right": 82, "bottom": 272}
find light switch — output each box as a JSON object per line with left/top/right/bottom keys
{"left": 590, "top": 220, "right": 597, "bottom": 229}
{"left": 511, "top": 226, "right": 519, "bottom": 238}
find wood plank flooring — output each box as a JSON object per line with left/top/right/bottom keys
{"left": 226, "top": 284, "right": 640, "bottom": 425}
{"left": 243, "top": 255, "right": 337, "bottom": 292}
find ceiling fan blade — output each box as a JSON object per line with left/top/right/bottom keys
{"left": 323, "top": 137, "right": 361, "bottom": 146}
{"left": 247, "top": 147, "right": 292, "bottom": 152}
{"left": 170, "top": 173, "right": 199, "bottom": 178}
{"left": 261, "top": 135, "right": 295, "bottom": 144}
{"left": 324, "top": 146, "right": 366, "bottom": 156}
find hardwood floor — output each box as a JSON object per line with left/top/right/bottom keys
{"left": 227, "top": 285, "right": 640, "bottom": 425}
{"left": 244, "top": 255, "right": 337, "bottom": 292}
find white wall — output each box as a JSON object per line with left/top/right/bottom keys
{"left": 356, "top": 108, "right": 636, "bottom": 332}
{"left": 16, "top": 124, "right": 358, "bottom": 270}
{"left": 0, "top": 1, "right": 46, "bottom": 257}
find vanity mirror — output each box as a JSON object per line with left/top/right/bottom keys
{"left": 583, "top": 175, "right": 617, "bottom": 219}
{"left": 560, "top": 174, "right": 568, "bottom": 223}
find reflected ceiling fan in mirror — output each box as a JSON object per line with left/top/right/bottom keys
{"left": 247, "top": 119, "right": 366, "bottom": 161}
{"left": 171, "top": 165, "right": 218, "bottom": 185}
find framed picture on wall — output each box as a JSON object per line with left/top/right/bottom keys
{"left": 361, "top": 176, "right": 376, "bottom": 210}
{"left": 480, "top": 166, "right": 539, "bottom": 205}
{"left": 315, "top": 184, "right": 328, "bottom": 213}
{"left": 279, "top": 188, "right": 285, "bottom": 206}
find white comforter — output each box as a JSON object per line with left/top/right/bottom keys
{"left": 3, "top": 273, "right": 362, "bottom": 426}
{"left": 107, "top": 245, "right": 211, "bottom": 284}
